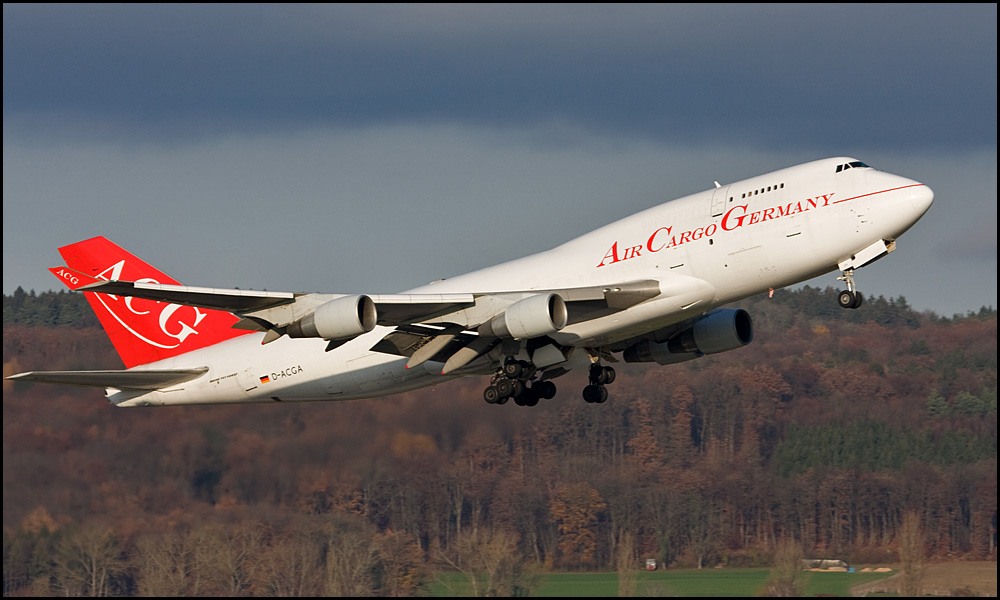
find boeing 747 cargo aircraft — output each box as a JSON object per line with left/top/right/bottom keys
{"left": 8, "top": 157, "right": 933, "bottom": 407}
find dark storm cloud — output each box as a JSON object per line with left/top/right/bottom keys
{"left": 4, "top": 4, "right": 996, "bottom": 151}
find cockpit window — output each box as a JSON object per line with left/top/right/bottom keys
{"left": 836, "top": 161, "right": 871, "bottom": 173}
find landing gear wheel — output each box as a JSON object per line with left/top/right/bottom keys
{"left": 536, "top": 381, "right": 557, "bottom": 400}
{"left": 503, "top": 360, "right": 525, "bottom": 379}
{"left": 484, "top": 386, "right": 500, "bottom": 404}
{"left": 836, "top": 268, "right": 863, "bottom": 309}
{"left": 838, "top": 290, "right": 863, "bottom": 309}
{"left": 838, "top": 290, "right": 856, "bottom": 309}
{"left": 495, "top": 378, "right": 514, "bottom": 398}
{"left": 837, "top": 290, "right": 854, "bottom": 308}
{"left": 515, "top": 385, "right": 539, "bottom": 407}
{"left": 583, "top": 384, "right": 608, "bottom": 404}
{"left": 589, "top": 363, "right": 616, "bottom": 385}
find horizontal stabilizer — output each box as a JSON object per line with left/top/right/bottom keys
{"left": 6, "top": 367, "right": 209, "bottom": 390}
{"left": 48, "top": 266, "right": 100, "bottom": 290}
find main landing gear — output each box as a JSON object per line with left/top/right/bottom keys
{"left": 837, "top": 268, "right": 864, "bottom": 310}
{"left": 483, "top": 359, "right": 556, "bottom": 407}
{"left": 483, "top": 357, "right": 617, "bottom": 406}
{"left": 583, "top": 362, "right": 615, "bottom": 404}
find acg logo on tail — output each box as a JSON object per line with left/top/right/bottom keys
{"left": 54, "top": 258, "right": 210, "bottom": 350}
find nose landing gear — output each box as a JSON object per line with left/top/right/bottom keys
{"left": 837, "top": 268, "right": 864, "bottom": 309}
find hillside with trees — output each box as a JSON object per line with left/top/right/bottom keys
{"left": 3, "top": 286, "right": 996, "bottom": 596}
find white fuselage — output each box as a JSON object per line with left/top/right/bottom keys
{"left": 113, "top": 157, "right": 933, "bottom": 407}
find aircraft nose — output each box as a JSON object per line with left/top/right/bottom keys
{"left": 908, "top": 183, "right": 934, "bottom": 221}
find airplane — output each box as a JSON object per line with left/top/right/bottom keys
{"left": 7, "top": 157, "right": 933, "bottom": 408}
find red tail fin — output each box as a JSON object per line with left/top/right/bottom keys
{"left": 51, "top": 236, "right": 252, "bottom": 368}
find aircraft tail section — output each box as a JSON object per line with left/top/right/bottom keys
{"left": 51, "top": 236, "right": 252, "bottom": 368}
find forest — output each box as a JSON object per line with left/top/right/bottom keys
{"left": 2, "top": 286, "right": 997, "bottom": 596}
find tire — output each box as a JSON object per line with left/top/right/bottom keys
{"left": 533, "top": 380, "right": 556, "bottom": 400}
{"left": 853, "top": 291, "right": 864, "bottom": 309}
{"left": 496, "top": 378, "right": 513, "bottom": 398}
{"left": 583, "top": 384, "right": 604, "bottom": 403}
{"left": 603, "top": 366, "right": 616, "bottom": 385}
{"left": 503, "top": 361, "right": 524, "bottom": 378}
{"left": 838, "top": 290, "right": 856, "bottom": 309}
{"left": 484, "top": 386, "right": 500, "bottom": 404}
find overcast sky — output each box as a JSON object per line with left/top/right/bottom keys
{"left": 4, "top": 4, "right": 996, "bottom": 317}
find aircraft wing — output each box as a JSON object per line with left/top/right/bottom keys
{"left": 77, "top": 280, "right": 298, "bottom": 312}
{"left": 75, "top": 279, "right": 663, "bottom": 334}
{"left": 6, "top": 367, "right": 209, "bottom": 390}
{"left": 62, "top": 275, "right": 708, "bottom": 375}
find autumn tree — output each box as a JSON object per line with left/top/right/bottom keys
{"left": 189, "top": 521, "right": 267, "bottom": 596}
{"left": 133, "top": 531, "right": 191, "bottom": 597}
{"left": 900, "top": 510, "right": 925, "bottom": 597}
{"left": 52, "top": 526, "right": 125, "bottom": 597}
{"left": 616, "top": 530, "right": 637, "bottom": 597}
{"left": 256, "top": 522, "right": 325, "bottom": 597}
{"left": 549, "top": 482, "right": 607, "bottom": 569}
{"left": 3, "top": 518, "right": 59, "bottom": 596}
{"left": 666, "top": 385, "right": 695, "bottom": 467}
{"left": 626, "top": 397, "right": 664, "bottom": 480}
{"left": 374, "top": 529, "right": 427, "bottom": 597}
{"left": 435, "top": 527, "right": 537, "bottom": 597}
{"left": 324, "top": 512, "right": 379, "bottom": 597}
{"left": 763, "top": 536, "right": 804, "bottom": 597}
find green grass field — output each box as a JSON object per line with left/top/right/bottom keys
{"left": 432, "top": 568, "right": 896, "bottom": 597}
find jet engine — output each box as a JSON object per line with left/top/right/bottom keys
{"left": 477, "top": 293, "right": 568, "bottom": 339}
{"left": 286, "top": 295, "right": 377, "bottom": 340}
{"left": 623, "top": 308, "right": 753, "bottom": 365}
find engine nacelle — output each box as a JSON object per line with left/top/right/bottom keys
{"left": 286, "top": 295, "right": 377, "bottom": 340}
{"left": 478, "top": 293, "right": 568, "bottom": 339}
{"left": 623, "top": 308, "right": 753, "bottom": 365}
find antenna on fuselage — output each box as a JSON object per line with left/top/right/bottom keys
{"left": 714, "top": 181, "right": 721, "bottom": 188}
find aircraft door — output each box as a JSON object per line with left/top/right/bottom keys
{"left": 710, "top": 186, "right": 730, "bottom": 218}
{"left": 236, "top": 368, "right": 260, "bottom": 395}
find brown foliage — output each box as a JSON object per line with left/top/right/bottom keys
{"left": 549, "top": 482, "right": 607, "bottom": 568}
{"left": 2, "top": 304, "right": 996, "bottom": 595}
